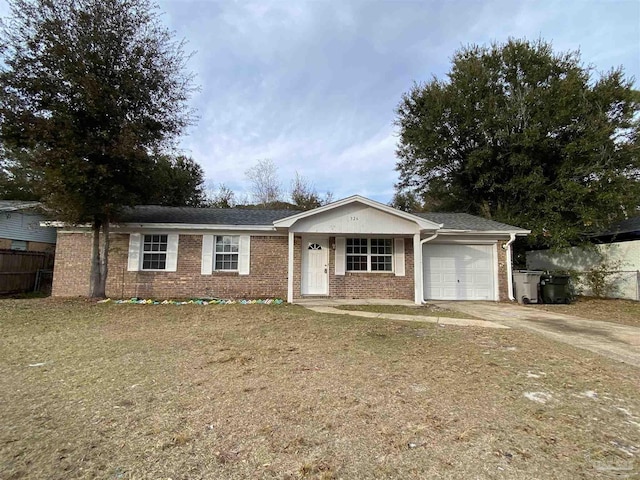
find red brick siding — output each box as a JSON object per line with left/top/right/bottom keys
{"left": 292, "top": 236, "right": 414, "bottom": 300}
{"left": 497, "top": 240, "right": 510, "bottom": 301}
{"left": 53, "top": 232, "right": 511, "bottom": 302}
{"left": 330, "top": 237, "right": 414, "bottom": 300}
{"left": 52, "top": 232, "right": 93, "bottom": 297}
{"left": 52, "top": 233, "right": 288, "bottom": 299}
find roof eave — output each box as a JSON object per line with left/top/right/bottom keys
{"left": 43, "top": 221, "right": 277, "bottom": 231}
{"left": 437, "top": 229, "right": 531, "bottom": 235}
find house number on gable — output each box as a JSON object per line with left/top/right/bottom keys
{"left": 349, "top": 216, "right": 359, "bottom": 221}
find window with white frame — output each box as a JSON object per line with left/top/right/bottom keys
{"left": 346, "top": 238, "right": 393, "bottom": 272}
{"left": 142, "top": 234, "right": 168, "bottom": 270}
{"left": 214, "top": 235, "right": 239, "bottom": 270}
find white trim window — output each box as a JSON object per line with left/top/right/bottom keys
{"left": 214, "top": 235, "right": 239, "bottom": 271}
{"left": 127, "top": 233, "right": 179, "bottom": 272}
{"left": 142, "top": 234, "right": 168, "bottom": 270}
{"left": 201, "top": 234, "right": 250, "bottom": 275}
{"left": 346, "top": 238, "right": 393, "bottom": 272}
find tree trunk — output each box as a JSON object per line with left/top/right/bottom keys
{"left": 89, "top": 218, "right": 109, "bottom": 298}
{"left": 89, "top": 219, "right": 102, "bottom": 297}
{"left": 98, "top": 219, "right": 109, "bottom": 297}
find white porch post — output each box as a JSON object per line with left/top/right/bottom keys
{"left": 413, "top": 233, "right": 422, "bottom": 305}
{"left": 287, "top": 231, "right": 294, "bottom": 303}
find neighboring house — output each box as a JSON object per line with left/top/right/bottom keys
{"left": 50, "top": 195, "right": 529, "bottom": 303}
{"left": 0, "top": 201, "right": 56, "bottom": 253}
{"left": 527, "top": 216, "right": 640, "bottom": 300}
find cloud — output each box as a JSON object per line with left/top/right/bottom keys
{"left": 2, "top": 0, "right": 637, "bottom": 204}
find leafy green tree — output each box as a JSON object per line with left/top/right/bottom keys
{"left": 147, "top": 155, "right": 206, "bottom": 207}
{"left": 0, "top": 147, "right": 40, "bottom": 200}
{"left": 0, "top": 0, "right": 195, "bottom": 296}
{"left": 389, "top": 190, "right": 424, "bottom": 213}
{"left": 395, "top": 39, "right": 640, "bottom": 249}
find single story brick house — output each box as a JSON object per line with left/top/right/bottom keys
{"left": 50, "top": 195, "right": 529, "bottom": 303}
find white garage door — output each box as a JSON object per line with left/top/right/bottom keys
{"left": 423, "top": 244, "right": 496, "bottom": 300}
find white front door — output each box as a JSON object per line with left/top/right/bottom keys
{"left": 302, "top": 238, "right": 329, "bottom": 295}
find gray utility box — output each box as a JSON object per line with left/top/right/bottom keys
{"left": 513, "top": 270, "right": 544, "bottom": 304}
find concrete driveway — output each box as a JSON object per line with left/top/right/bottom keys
{"left": 433, "top": 301, "right": 640, "bottom": 368}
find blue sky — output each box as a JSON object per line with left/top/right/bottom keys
{"left": 2, "top": 0, "right": 640, "bottom": 203}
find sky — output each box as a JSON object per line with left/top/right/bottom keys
{"left": 2, "top": 0, "right": 640, "bottom": 203}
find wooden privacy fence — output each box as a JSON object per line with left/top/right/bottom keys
{"left": 0, "top": 249, "right": 52, "bottom": 294}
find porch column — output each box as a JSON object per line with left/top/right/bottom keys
{"left": 287, "top": 231, "right": 294, "bottom": 303}
{"left": 413, "top": 233, "right": 422, "bottom": 305}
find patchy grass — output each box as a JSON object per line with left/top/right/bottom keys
{"left": 0, "top": 298, "right": 638, "bottom": 479}
{"left": 335, "top": 303, "right": 477, "bottom": 319}
{"left": 533, "top": 296, "right": 640, "bottom": 327}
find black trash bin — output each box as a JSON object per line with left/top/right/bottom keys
{"left": 540, "top": 274, "right": 571, "bottom": 304}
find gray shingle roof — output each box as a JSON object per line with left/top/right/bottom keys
{"left": 594, "top": 215, "right": 640, "bottom": 236}
{"left": 414, "top": 212, "right": 527, "bottom": 232}
{"left": 117, "top": 205, "right": 300, "bottom": 225}
{"left": 0, "top": 200, "right": 42, "bottom": 212}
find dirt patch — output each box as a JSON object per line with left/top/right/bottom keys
{"left": 0, "top": 298, "right": 639, "bottom": 479}
{"left": 533, "top": 297, "right": 640, "bottom": 327}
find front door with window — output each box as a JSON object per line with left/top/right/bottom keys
{"left": 301, "top": 238, "right": 329, "bottom": 295}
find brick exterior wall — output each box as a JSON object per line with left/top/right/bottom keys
{"left": 293, "top": 236, "right": 415, "bottom": 301}
{"left": 329, "top": 237, "right": 414, "bottom": 300}
{"left": 52, "top": 232, "right": 513, "bottom": 302}
{"left": 52, "top": 232, "right": 93, "bottom": 297}
{"left": 53, "top": 232, "right": 288, "bottom": 299}
{"left": 497, "top": 240, "right": 510, "bottom": 301}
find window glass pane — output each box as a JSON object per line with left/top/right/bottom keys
{"left": 371, "top": 238, "right": 392, "bottom": 254}
{"left": 215, "top": 235, "right": 239, "bottom": 253}
{"left": 214, "top": 236, "right": 239, "bottom": 270}
{"left": 142, "top": 235, "right": 168, "bottom": 269}
{"left": 371, "top": 255, "right": 392, "bottom": 271}
{"left": 346, "top": 238, "right": 367, "bottom": 254}
{"left": 215, "top": 253, "right": 238, "bottom": 271}
{"left": 346, "top": 255, "right": 367, "bottom": 271}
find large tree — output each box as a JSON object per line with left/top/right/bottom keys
{"left": 147, "top": 155, "right": 206, "bottom": 207}
{"left": 0, "top": 0, "right": 195, "bottom": 296}
{"left": 395, "top": 39, "right": 640, "bottom": 249}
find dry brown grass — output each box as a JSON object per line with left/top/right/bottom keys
{"left": 533, "top": 296, "right": 640, "bottom": 327}
{"left": 1, "top": 298, "right": 638, "bottom": 479}
{"left": 334, "top": 304, "right": 476, "bottom": 319}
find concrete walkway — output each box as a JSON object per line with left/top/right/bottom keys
{"left": 296, "top": 298, "right": 509, "bottom": 329}
{"left": 433, "top": 301, "right": 640, "bottom": 368}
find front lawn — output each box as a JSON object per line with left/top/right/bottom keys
{"left": 334, "top": 303, "right": 477, "bottom": 319}
{"left": 1, "top": 299, "right": 638, "bottom": 479}
{"left": 533, "top": 296, "right": 640, "bottom": 327}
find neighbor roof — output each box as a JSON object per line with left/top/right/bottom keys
{"left": 590, "top": 216, "right": 640, "bottom": 238}
{"left": 0, "top": 200, "right": 42, "bottom": 212}
{"left": 117, "top": 205, "right": 300, "bottom": 225}
{"left": 594, "top": 215, "right": 640, "bottom": 237}
{"left": 414, "top": 212, "right": 528, "bottom": 232}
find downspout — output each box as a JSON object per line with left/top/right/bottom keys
{"left": 505, "top": 233, "right": 517, "bottom": 301}
{"left": 417, "top": 232, "right": 439, "bottom": 304}
{"left": 421, "top": 232, "right": 439, "bottom": 246}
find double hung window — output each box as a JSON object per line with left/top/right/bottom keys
{"left": 142, "top": 234, "right": 168, "bottom": 270}
{"left": 214, "top": 235, "right": 239, "bottom": 271}
{"left": 346, "top": 238, "right": 393, "bottom": 272}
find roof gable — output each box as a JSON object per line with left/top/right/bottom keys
{"left": 273, "top": 195, "right": 441, "bottom": 232}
